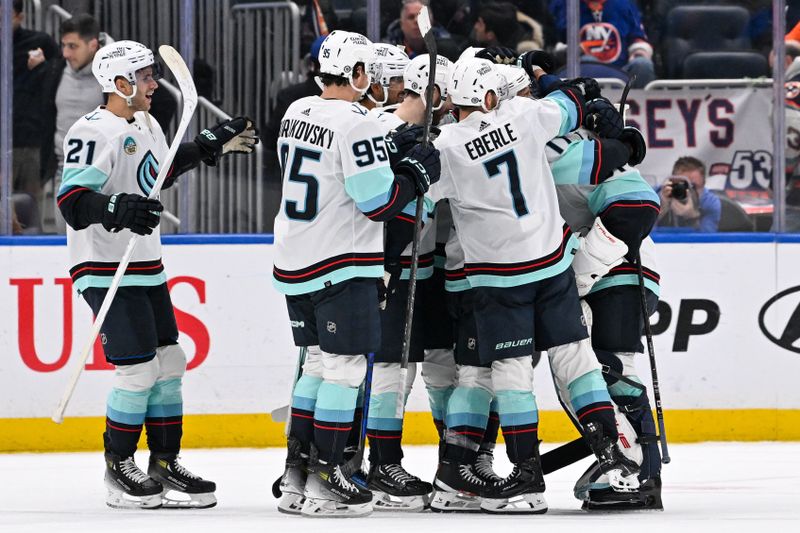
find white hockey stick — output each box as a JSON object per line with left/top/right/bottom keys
{"left": 52, "top": 45, "right": 198, "bottom": 424}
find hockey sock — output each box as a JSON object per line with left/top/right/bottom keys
{"left": 569, "top": 369, "right": 618, "bottom": 440}
{"left": 145, "top": 378, "right": 183, "bottom": 454}
{"left": 314, "top": 381, "right": 359, "bottom": 464}
{"left": 366, "top": 363, "right": 404, "bottom": 465}
{"left": 425, "top": 385, "right": 454, "bottom": 440}
{"left": 443, "top": 384, "right": 492, "bottom": 463}
{"left": 290, "top": 374, "right": 323, "bottom": 454}
{"left": 495, "top": 390, "right": 539, "bottom": 464}
{"left": 344, "top": 384, "right": 365, "bottom": 459}
{"left": 480, "top": 399, "right": 500, "bottom": 451}
{"left": 611, "top": 386, "right": 661, "bottom": 481}
{"left": 106, "top": 387, "right": 149, "bottom": 457}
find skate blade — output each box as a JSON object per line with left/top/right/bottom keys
{"left": 372, "top": 491, "right": 427, "bottom": 513}
{"left": 300, "top": 497, "right": 373, "bottom": 518}
{"left": 429, "top": 489, "right": 482, "bottom": 513}
{"left": 583, "top": 501, "right": 664, "bottom": 512}
{"left": 277, "top": 493, "right": 305, "bottom": 515}
{"left": 480, "top": 493, "right": 548, "bottom": 515}
{"left": 105, "top": 487, "right": 162, "bottom": 510}
{"left": 159, "top": 489, "right": 217, "bottom": 509}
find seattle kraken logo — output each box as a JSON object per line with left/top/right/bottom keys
{"left": 136, "top": 150, "right": 160, "bottom": 195}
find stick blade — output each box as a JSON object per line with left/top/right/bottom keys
{"left": 417, "top": 6, "right": 432, "bottom": 37}
{"left": 158, "top": 45, "right": 198, "bottom": 111}
{"left": 271, "top": 405, "right": 289, "bottom": 423}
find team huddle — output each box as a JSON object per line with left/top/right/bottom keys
{"left": 56, "top": 26, "right": 662, "bottom": 516}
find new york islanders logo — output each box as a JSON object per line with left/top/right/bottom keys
{"left": 137, "top": 150, "right": 160, "bottom": 195}
{"left": 580, "top": 22, "right": 622, "bottom": 64}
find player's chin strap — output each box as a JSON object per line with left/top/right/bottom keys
{"left": 348, "top": 72, "right": 370, "bottom": 98}
{"left": 366, "top": 85, "right": 389, "bottom": 107}
{"left": 115, "top": 84, "right": 138, "bottom": 107}
{"left": 419, "top": 84, "right": 445, "bottom": 112}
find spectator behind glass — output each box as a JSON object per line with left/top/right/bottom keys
{"left": 656, "top": 156, "right": 721, "bottom": 233}
{"left": 780, "top": 41, "right": 800, "bottom": 230}
{"left": 383, "top": 0, "right": 453, "bottom": 59}
{"left": 549, "top": 0, "right": 655, "bottom": 88}
{"left": 474, "top": 2, "right": 522, "bottom": 49}
{"left": 41, "top": 14, "right": 104, "bottom": 234}
{"left": 11, "top": 0, "right": 59, "bottom": 223}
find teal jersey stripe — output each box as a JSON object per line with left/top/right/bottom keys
{"left": 495, "top": 390, "right": 539, "bottom": 418}
{"left": 60, "top": 166, "right": 110, "bottom": 195}
{"left": 344, "top": 166, "right": 395, "bottom": 202}
{"left": 74, "top": 272, "right": 167, "bottom": 293}
{"left": 400, "top": 265, "right": 434, "bottom": 281}
{"left": 568, "top": 369, "right": 608, "bottom": 399}
{"left": 571, "top": 390, "right": 612, "bottom": 412}
{"left": 588, "top": 170, "right": 660, "bottom": 215}
{"left": 590, "top": 274, "right": 660, "bottom": 297}
{"left": 498, "top": 410, "right": 538, "bottom": 427}
{"left": 445, "top": 277, "right": 471, "bottom": 292}
{"left": 466, "top": 234, "right": 578, "bottom": 289}
{"left": 446, "top": 412, "right": 490, "bottom": 428}
{"left": 551, "top": 140, "right": 596, "bottom": 186}
{"left": 609, "top": 377, "right": 645, "bottom": 399}
{"left": 145, "top": 402, "right": 183, "bottom": 418}
{"left": 314, "top": 406, "right": 356, "bottom": 423}
{"left": 545, "top": 91, "right": 579, "bottom": 136}
{"left": 106, "top": 406, "right": 147, "bottom": 426}
{"left": 366, "top": 417, "right": 404, "bottom": 431}
{"left": 426, "top": 386, "right": 454, "bottom": 421}
{"left": 273, "top": 264, "right": 384, "bottom": 295}
{"left": 291, "top": 395, "right": 317, "bottom": 412}
{"left": 367, "top": 391, "right": 401, "bottom": 421}
{"left": 315, "top": 382, "right": 359, "bottom": 414}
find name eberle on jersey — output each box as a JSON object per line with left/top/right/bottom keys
{"left": 464, "top": 122, "right": 518, "bottom": 160}
{"left": 279, "top": 117, "right": 335, "bottom": 150}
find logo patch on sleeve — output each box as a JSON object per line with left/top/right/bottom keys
{"left": 123, "top": 136, "right": 138, "bottom": 155}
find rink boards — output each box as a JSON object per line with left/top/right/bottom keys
{"left": 1, "top": 234, "right": 799, "bottom": 452}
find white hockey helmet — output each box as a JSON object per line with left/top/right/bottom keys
{"left": 496, "top": 64, "right": 531, "bottom": 98}
{"left": 457, "top": 46, "right": 484, "bottom": 62}
{"left": 92, "top": 40, "right": 160, "bottom": 105}
{"left": 318, "top": 30, "right": 375, "bottom": 95}
{"left": 449, "top": 57, "right": 507, "bottom": 112}
{"left": 403, "top": 54, "right": 452, "bottom": 110}
{"left": 368, "top": 43, "right": 410, "bottom": 106}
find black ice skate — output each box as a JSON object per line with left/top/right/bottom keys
{"left": 584, "top": 422, "right": 641, "bottom": 493}
{"left": 301, "top": 460, "right": 373, "bottom": 517}
{"left": 430, "top": 459, "right": 486, "bottom": 513}
{"left": 367, "top": 463, "right": 433, "bottom": 512}
{"left": 472, "top": 449, "right": 503, "bottom": 484}
{"left": 148, "top": 453, "right": 217, "bottom": 509}
{"left": 104, "top": 452, "right": 163, "bottom": 510}
{"left": 583, "top": 476, "right": 663, "bottom": 511}
{"left": 275, "top": 436, "right": 308, "bottom": 515}
{"left": 480, "top": 454, "right": 547, "bottom": 514}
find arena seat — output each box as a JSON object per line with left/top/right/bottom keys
{"left": 682, "top": 51, "right": 769, "bottom": 79}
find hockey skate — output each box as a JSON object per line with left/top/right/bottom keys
{"left": 276, "top": 436, "right": 308, "bottom": 515}
{"left": 584, "top": 422, "right": 640, "bottom": 493}
{"left": 583, "top": 476, "right": 663, "bottom": 511}
{"left": 480, "top": 454, "right": 548, "bottom": 514}
{"left": 472, "top": 449, "right": 502, "bottom": 484}
{"left": 367, "top": 463, "right": 432, "bottom": 512}
{"left": 148, "top": 453, "right": 217, "bottom": 509}
{"left": 429, "top": 459, "right": 485, "bottom": 513}
{"left": 301, "top": 460, "right": 373, "bottom": 518}
{"left": 104, "top": 452, "right": 162, "bottom": 510}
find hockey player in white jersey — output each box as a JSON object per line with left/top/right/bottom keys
{"left": 427, "top": 57, "right": 639, "bottom": 514}
{"left": 360, "top": 43, "right": 409, "bottom": 110}
{"left": 57, "top": 40, "right": 257, "bottom": 510}
{"left": 272, "top": 30, "right": 440, "bottom": 518}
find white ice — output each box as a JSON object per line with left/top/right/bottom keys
{"left": 1, "top": 443, "right": 799, "bottom": 532}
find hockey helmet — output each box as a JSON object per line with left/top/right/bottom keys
{"left": 92, "top": 40, "right": 161, "bottom": 105}
{"left": 368, "top": 44, "right": 410, "bottom": 106}
{"left": 496, "top": 64, "right": 531, "bottom": 99}
{"left": 318, "top": 30, "right": 375, "bottom": 95}
{"left": 449, "top": 57, "right": 507, "bottom": 112}
{"left": 403, "top": 54, "right": 452, "bottom": 111}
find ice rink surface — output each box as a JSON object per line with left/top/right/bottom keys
{"left": 1, "top": 442, "right": 798, "bottom": 532}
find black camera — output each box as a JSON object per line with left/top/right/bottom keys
{"left": 670, "top": 179, "right": 689, "bottom": 200}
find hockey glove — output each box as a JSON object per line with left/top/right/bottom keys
{"left": 476, "top": 46, "right": 518, "bottom": 65}
{"left": 102, "top": 193, "right": 163, "bottom": 236}
{"left": 619, "top": 127, "right": 647, "bottom": 166}
{"left": 195, "top": 116, "right": 259, "bottom": 165}
{"left": 395, "top": 143, "right": 441, "bottom": 195}
{"left": 386, "top": 124, "right": 440, "bottom": 169}
{"left": 585, "top": 98, "right": 624, "bottom": 139}
{"left": 517, "top": 49, "right": 555, "bottom": 77}
{"left": 571, "top": 77, "right": 602, "bottom": 101}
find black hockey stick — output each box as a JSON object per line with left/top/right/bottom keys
{"left": 636, "top": 253, "right": 671, "bottom": 464}
{"left": 271, "top": 346, "right": 307, "bottom": 499}
{"left": 346, "top": 352, "right": 375, "bottom": 485}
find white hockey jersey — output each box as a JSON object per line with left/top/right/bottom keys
{"left": 58, "top": 106, "right": 168, "bottom": 293}
{"left": 430, "top": 96, "right": 579, "bottom": 289}
{"left": 273, "top": 97, "right": 407, "bottom": 295}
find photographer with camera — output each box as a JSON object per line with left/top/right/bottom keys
{"left": 656, "top": 156, "right": 721, "bottom": 232}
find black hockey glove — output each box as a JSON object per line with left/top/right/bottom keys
{"left": 571, "top": 77, "right": 602, "bottom": 101}
{"left": 395, "top": 143, "right": 440, "bottom": 195}
{"left": 619, "top": 127, "right": 647, "bottom": 166}
{"left": 102, "top": 193, "right": 163, "bottom": 236}
{"left": 585, "top": 98, "right": 624, "bottom": 139}
{"left": 386, "top": 124, "right": 440, "bottom": 169}
{"left": 476, "top": 46, "right": 518, "bottom": 65}
{"left": 517, "top": 49, "right": 555, "bottom": 77}
{"left": 195, "top": 116, "right": 259, "bottom": 166}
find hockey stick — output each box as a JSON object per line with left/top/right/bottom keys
{"left": 271, "top": 346, "right": 308, "bottom": 498}
{"left": 636, "top": 253, "right": 670, "bottom": 464}
{"left": 51, "top": 45, "right": 198, "bottom": 424}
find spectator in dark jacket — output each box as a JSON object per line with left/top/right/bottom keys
{"left": 383, "top": 0, "right": 453, "bottom": 59}
{"left": 11, "top": 0, "right": 59, "bottom": 212}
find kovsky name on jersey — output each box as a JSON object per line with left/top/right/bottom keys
{"left": 464, "top": 122, "right": 518, "bottom": 160}
{"left": 278, "top": 118, "right": 335, "bottom": 150}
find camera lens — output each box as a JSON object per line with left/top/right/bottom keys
{"left": 671, "top": 181, "right": 688, "bottom": 200}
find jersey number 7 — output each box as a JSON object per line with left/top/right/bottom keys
{"left": 484, "top": 150, "right": 529, "bottom": 217}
